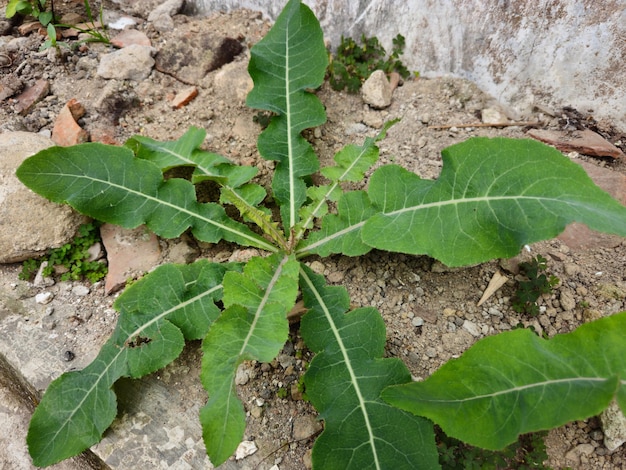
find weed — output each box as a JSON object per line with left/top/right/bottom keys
{"left": 512, "top": 255, "right": 559, "bottom": 316}
{"left": 15, "top": 1, "right": 626, "bottom": 468}
{"left": 19, "top": 222, "right": 107, "bottom": 283}
{"left": 328, "top": 33, "right": 411, "bottom": 93}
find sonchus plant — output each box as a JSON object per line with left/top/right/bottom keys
{"left": 16, "top": 1, "right": 626, "bottom": 468}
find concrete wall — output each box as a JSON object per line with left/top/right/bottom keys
{"left": 189, "top": 0, "right": 626, "bottom": 130}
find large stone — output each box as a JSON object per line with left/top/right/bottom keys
{"left": 0, "top": 132, "right": 88, "bottom": 263}
{"left": 97, "top": 44, "right": 156, "bottom": 81}
{"left": 361, "top": 70, "right": 392, "bottom": 109}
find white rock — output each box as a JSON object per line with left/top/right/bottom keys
{"left": 235, "top": 440, "right": 257, "bottom": 460}
{"left": 72, "top": 285, "right": 90, "bottom": 297}
{"left": 462, "top": 320, "right": 481, "bottom": 337}
{"left": 412, "top": 316, "right": 424, "bottom": 327}
{"left": 148, "top": 0, "right": 184, "bottom": 32}
{"left": 361, "top": 70, "right": 392, "bottom": 109}
{"left": 35, "top": 292, "right": 54, "bottom": 304}
{"left": 97, "top": 45, "right": 155, "bottom": 81}
{"left": 481, "top": 107, "right": 508, "bottom": 124}
{"left": 601, "top": 400, "right": 626, "bottom": 451}
{"left": 235, "top": 363, "right": 251, "bottom": 385}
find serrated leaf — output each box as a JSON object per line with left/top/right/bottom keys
{"left": 200, "top": 253, "right": 299, "bottom": 466}
{"left": 363, "top": 137, "right": 626, "bottom": 266}
{"left": 127, "top": 126, "right": 258, "bottom": 187}
{"left": 16, "top": 143, "right": 276, "bottom": 252}
{"left": 382, "top": 311, "right": 626, "bottom": 450}
{"left": 295, "top": 120, "right": 394, "bottom": 240}
{"left": 27, "top": 261, "right": 233, "bottom": 467}
{"left": 299, "top": 266, "right": 439, "bottom": 470}
{"left": 297, "top": 190, "right": 378, "bottom": 257}
{"left": 321, "top": 119, "right": 398, "bottom": 182}
{"left": 246, "top": 0, "right": 327, "bottom": 229}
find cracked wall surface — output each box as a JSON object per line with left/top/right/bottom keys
{"left": 191, "top": 0, "right": 626, "bottom": 130}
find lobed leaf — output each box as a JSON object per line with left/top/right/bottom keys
{"left": 16, "top": 143, "right": 276, "bottom": 252}
{"left": 200, "top": 253, "right": 299, "bottom": 466}
{"left": 297, "top": 190, "right": 377, "bottom": 257}
{"left": 246, "top": 0, "right": 327, "bottom": 229}
{"left": 299, "top": 266, "right": 439, "bottom": 469}
{"left": 27, "top": 261, "right": 234, "bottom": 467}
{"left": 127, "top": 126, "right": 258, "bottom": 187}
{"left": 382, "top": 311, "right": 626, "bottom": 450}
{"left": 362, "top": 137, "right": 626, "bottom": 266}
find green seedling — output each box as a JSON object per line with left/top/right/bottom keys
{"left": 19, "top": 222, "right": 107, "bottom": 283}
{"left": 56, "top": 0, "right": 111, "bottom": 47}
{"left": 16, "top": 1, "right": 626, "bottom": 468}
{"left": 328, "top": 33, "right": 411, "bottom": 93}
{"left": 6, "top": 0, "right": 54, "bottom": 26}
{"left": 512, "top": 255, "right": 559, "bottom": 316}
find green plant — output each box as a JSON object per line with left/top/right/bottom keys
{"left": 56, "top": 0, "right": 111, "bottom": 47}
{"left": 328, "top": 33, "right": 411, "bottom": 93}
{"left": 437, "top": 427, "right": 551, "bottom": 470}
{"left": 512, "top": 255, "right": 559, "bottom": 316}
{"left": 15, "top": 1, "right": 626, "bottom": 468}
{"left": 6, "top": 0, "right": 54, "bottom": 26}
{"left": 19, "top": 222, "right": 107, "bottom": 283}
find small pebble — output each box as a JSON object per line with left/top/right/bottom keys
{"left": 411, "top": 316, "right": 424, "bottom": 327}
{"left": 35, "top": 292, "right": 54, "bottom": 304}
{"left": 63, "top": 350, "right": 75, "bottom": 362}
{"left": 72, "top": 285, "right": 90, "bottom": 296}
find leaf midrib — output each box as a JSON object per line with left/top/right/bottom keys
{"left": 47, "top": 284, "right": 224, "bottom": 453}
{"left": 37, "top": 170, "right": 277, "bottom": 252}
{"left": 301, "top": 268, "right": 382, "bottom": 470}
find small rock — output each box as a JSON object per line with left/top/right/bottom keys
{"left": 86, "top": 242, "right": 103, "bottom": 262}
{"left": 564, "top": 443, "right": 595, "bottom": 463}
{"left": 527, "top": 128, "right": 624, "bottom": 159}
{"left": 71, "top": 285, "right": 90, "bottom": 297}
{"left": 250, "top": 405, "right": 263, "bottom": 419}
{"left": 235, "top": 363, "right": 251, "bottom": 385}
{"left": 462, "top": 320, "right": 481, "bottom": 337}
{"left": 111, "top": 29, "right": 151, "bottom": 48}
{"left": 361, "top": 70, "right": 392, "bottom": 109}
{"left": 63, "top": 350, "right": 75, "bottom": 362}
{"left": 327, "top": 271, "right": 345, "bottom": 283}
{"left": 0, "top": 74, "right": 24, "bottom": 101}
{"left": 13, "top": 79, "right": 49, "bottom": 115}
{"left": 559, "top": 289, "right": 576, "bottom": 311}
{"left": 35, "top": 292, "right": 54, "bottom": 304}
{"left": 148, "top": 0, "right": 184, "bottom": 32}
{"left": 601, "top": 400, "right": 626, "bottom": 451}
{"left": 52, "top": 99, "right": 89, "bottom": 146}
{"left": 345, "top": 122, "right": 368, "bottom": 135}
{"left": 425, "top": 347, "right": 437, "bottom": 358}
{"left": 33, "top": 261, "right": 55, "bottom": 287}
{"left": 235, "top": 440, "right": 257, "bottom": 460}
{"left": 292, "top": 415, "right": 323, "bottom": 441}
{"left": 97, "top": 44, "right": 155, "bottom": 81}
{"left": 481, "top": 107, "right": 508, "bottom": 124}
{"left": 411, "top": 316, "right": 424, "bottom": 327}
{"left": 171, "top": 86, "right": 198, "bottom": 109}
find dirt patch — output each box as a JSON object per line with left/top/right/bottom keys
{"left": 1, "top": 2, "right": 625, "bottom": 469}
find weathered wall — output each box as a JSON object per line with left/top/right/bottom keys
{"left": 190, "top": 0, "right": 626, "bottom": 130}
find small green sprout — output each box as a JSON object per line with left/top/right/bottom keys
{"left": 511, "top": 255, "right": 559, "bottom": 316}
{"left": 327, "top": 33, "right": 411, "bottom": 93}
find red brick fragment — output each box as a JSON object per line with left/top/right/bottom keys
{"left": 171, "top": 86, "right": 198, "bottom": 109}
{"left": 13, "top": 79, "right": 49, "bottom": 115}
{"left": 528, "top": 128, "right": 624, "bottom": 159}
{"left": 52, "top": 99, "right": 89, "bottom": 146}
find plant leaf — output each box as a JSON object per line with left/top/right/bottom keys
{"left": 200, "top": 253, "right": 299, "bottom": 466}
{"left": 246, "top": 0, "right": 327, "bottom": 229}
{"left": 299, "top": 266, "right": 439, "bottom": 469}
{"left": 382, "top": 311, "right": 626, "bottom": 450}
{"left": 27, "top": 261, "right": 234, "bottom": 467}
{"left": 16, "top": 143, "right": 276, "bottom": 252}
{"left": 363, "top": 137, "right": 626, "bottom": 266}
{"left": 297, "top": 190, "right": 378, "bottom": 257}
{"left": 295, "top": 120, "right": 396, "bottom": 239}
{"left": 126, "top": 126, "right": 258, "bottom": 187}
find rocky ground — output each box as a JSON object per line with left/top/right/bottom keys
{"left": 1, "top": 0, "right": 626, "bottom": 469}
